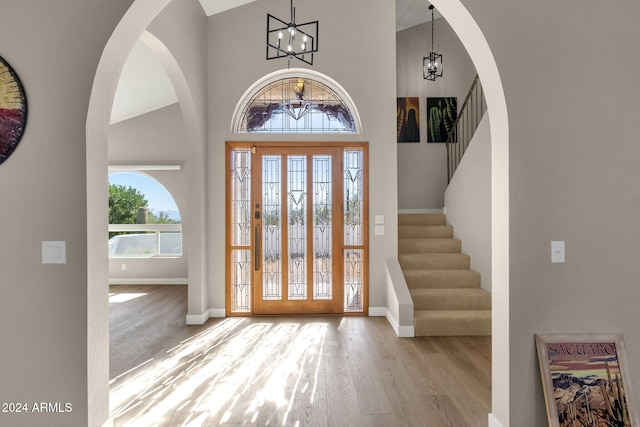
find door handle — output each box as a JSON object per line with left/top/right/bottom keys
{"left": 254, "top": 225, "right": 260, "bottom": 271}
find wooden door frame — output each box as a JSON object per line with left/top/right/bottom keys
{"left": 225, "top": 141, "right": 369, "bottom": 316}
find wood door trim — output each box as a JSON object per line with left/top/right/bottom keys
{"left": 225, "top": 141, "right": 369, "bottom": 316}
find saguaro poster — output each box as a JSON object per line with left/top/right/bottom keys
{"left": 536, "top": 334, "right": 638, "bottom": 427}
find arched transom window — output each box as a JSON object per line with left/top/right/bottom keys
{"left": 234, "top": 73, "right": 360, "bottom": 134}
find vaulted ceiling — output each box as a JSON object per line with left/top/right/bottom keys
{"left": 110, "top": 0, "right": 434, "bottom": 124}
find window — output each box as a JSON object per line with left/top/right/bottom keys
{"left": 108, "top": 172, "right": 182, "bottom": 257}
{"left": 234, "top": 72, "right": 361, "bottom": 134}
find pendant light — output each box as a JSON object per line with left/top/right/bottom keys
{"left": 266, "top": 0, "right": 319, "bottom": 67}
{"left": 423, "top": 4, "right": 443, "bottom": 81}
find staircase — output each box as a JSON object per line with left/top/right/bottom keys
{"left": 398, "top": 213, "right": 491, "bottom": 336}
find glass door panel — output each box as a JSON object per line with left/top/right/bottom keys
{"left": 252, "top": 147, "right": 342, "bottom": 314}
{"left": 288, "top": 155, "right": 307, "bottom": 301}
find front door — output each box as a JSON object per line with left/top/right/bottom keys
{"left": 226, "top": 142, "right": 368, "bottom": 316}
{"left": 253, "top": 146, "right": 341, "bottom": 314}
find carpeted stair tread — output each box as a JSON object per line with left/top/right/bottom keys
{"left": 411, "top": 288, "right": 491, "bottom": 310}
{"left": 414, "top": 310, "right": 492, "bottom": 336}
{"left": 399, "top": 238, "right": 461, "bottom": 254}
{"left": 403, "top": 269, "right": 481, "bottom": 289}
{"left": 398, "top": 224, "right": 453, "bottom": 239}
{"left": 399, "top": 253, "right": 470, "bottom": 270}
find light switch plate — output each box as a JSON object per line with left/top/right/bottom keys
{"left": 551, "top": 241, "right": 565, "bottom": 263}
{"left": 375, "top": 215, "right": 385, "bottom": 225}
{"left": 42, "top": 241, "right": 66, "bottom": 264}
{"left": 375, "top": 225, "right": 385, "bottom": 236}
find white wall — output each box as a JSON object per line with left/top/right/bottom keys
{"left": 206, "top": 0, "right": 398, "bottom": 312}
{"left": 444, "top": 115, "right": 491, "bottom": 291}
{"left": 396, "top": 17, "right": 476, "bottom": 210}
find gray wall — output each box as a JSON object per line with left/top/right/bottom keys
{"left": 2, "top": 0, "right": 640, "bottom": 426}
{"left": 0, "top": 1, "right": 132, "bottom": 426}
{"left": 207, "top": 0, "right": 398, "bottom": 311}
{"left": 456, "top": 0, "right": 640, "bottom": 424}
{"left": 444, "top": 115, "right": 491, "bottom": 291}
{"left": 396, "top": 17, "right": 476, "bottom": 210}
{"left": 144, "top": 0, "right": 209, "bottom": 318}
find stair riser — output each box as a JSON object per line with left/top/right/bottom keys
{"left": 414, "top": 310, "right": 492, "bottom": 336}
{"left": 399, "top": 254, "right": 470, "bottom": 270}
{"left": 405, "top": 275, "right": 481, "bottom": 289}
{"left": 403, "top": 270, "right": 481, "bottom": 289}
{"left": 412, "top": 295, "right": 492, "bottom": 311}
{"left": 399, "top": 239, "right": 461, "bottom": 254}
{"left": 398, "top": 225, "right": 453, "bottom": 239}
{"left": 415, "top": 320, "right": 491, "bottom": 337}
{"left": 398, "top": 213, "right": 446, "bottom": 225}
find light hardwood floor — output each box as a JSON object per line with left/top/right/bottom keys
{"left": 109, "top": 285, "right": 491, "bottom": 426}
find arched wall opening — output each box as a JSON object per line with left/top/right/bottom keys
{"left": 86, "top": 1, "right": 509, "bottom": 426}
{"left": 429, "top": 0, "right": 510, "bottom": 424}
{"left": 86, "top": 2, "right": 205, "bottom": 425}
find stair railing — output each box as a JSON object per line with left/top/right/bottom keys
{"left": 446, "top": 74, "right": 487, "bottom": 183}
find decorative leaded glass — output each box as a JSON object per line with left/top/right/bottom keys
{"left": 344, "top": 249, "right": 364, "bottom": 312}
{"left": 344, "top": 149, "right": 364, "bottom": 247}
{"left": 288, "top": 155, "right": 307, "bottom": 300}
{"left": 231, "top": 149, "right": 251, "bottom": 247}
{"left": 230, "top": 148, "right": 252, "bottom": 313}
{"left": 237, "top": 78, "right": 356, "bottom": 133}
{"left": 344, "top": 148, "right": 365, "bottom": 312}
{"left": 263, "top": 155, "right": 282, "bottom": 300}
{"left": 313, "top": 155, "right": 332, "bottom": 300}
{"left": 231, "top": 250, "right": 251, "bottom": 312}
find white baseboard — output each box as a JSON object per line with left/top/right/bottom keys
{"left": 186, "top": 308, "right": 226, "bottom": 325}
{"left": 185, "top": 313, "right": 208, "bottom": 325}
{"left": 368, "top": 307, "right": 386, "bottom": 316}
{"left": 209, "top": 308, "right": 226, "bottom": 318}
{"left": 488, "top": 413, "right": 503, "bottom": 427}
{"left": 398, "top": 208, "right": 444, "bottom": 214}
{"left": 387, "top": 311, "right": 415, "bottom": 337}
{"left": 397, "top": 325, "right": 415, "bottom": 337}
{"left": 109, "top": 278, "right": 188, "bottom": 285}
{"left": 375, "top": 307, "right": 415, "bottom": 337}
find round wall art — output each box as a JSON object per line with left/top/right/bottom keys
{"left": 0, "top": 55, "right": 28, "bottom": 165}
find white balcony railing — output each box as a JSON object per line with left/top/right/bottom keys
{"left": 108, "top": 224, "right": 182, "bottom": 257}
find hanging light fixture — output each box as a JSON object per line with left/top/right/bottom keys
{"left": 266, "top": 0, "right": 319, "bottom": 67}
{"left": 423, "top": 4, "right": 443, "bottom": 81}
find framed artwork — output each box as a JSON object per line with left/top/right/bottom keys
{"left": 427, "top": 97, "right": 457, "bottom": 143}
{"left": 0, "top": 55, "right": 28, "bottom": 166}
{"left": 535, "top": 333, "right": 638, "bottom": 427}
{"left": 397, "top": 97, "right": 420, "bottom": 143}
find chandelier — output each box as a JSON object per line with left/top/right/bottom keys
{"left": 266, "top": 0, "right": 319, "bottom": 67}
{"left": 423, "top": 4, "right": 443, "bottom": 81}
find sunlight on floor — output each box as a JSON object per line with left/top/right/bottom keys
{"left": 110, "top": 318, "right": 328, "bottom": 426}
{"left": 109, "top": 292, "right": 148, "bottom": 303}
